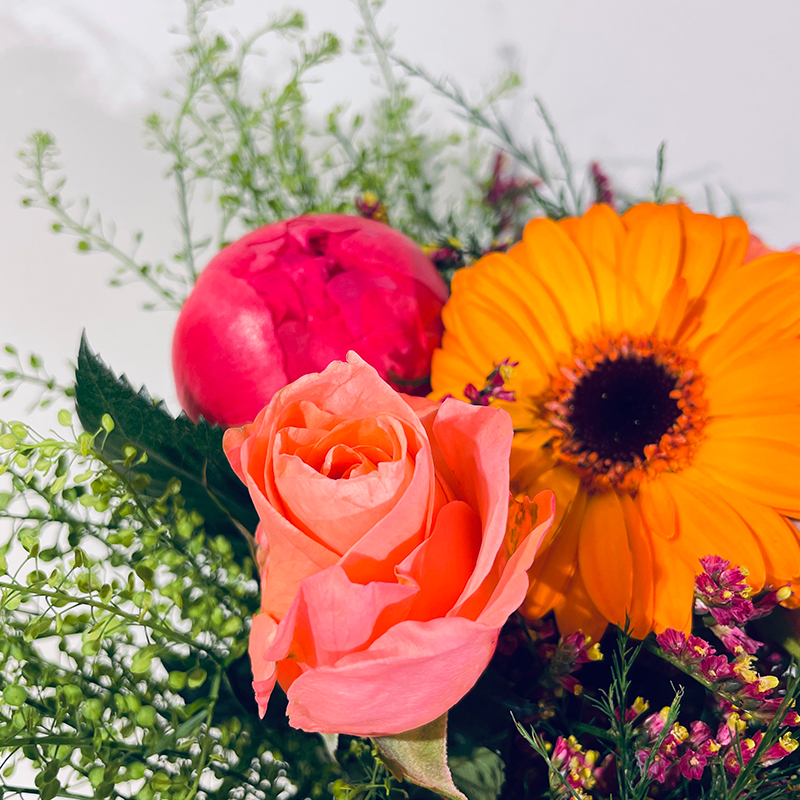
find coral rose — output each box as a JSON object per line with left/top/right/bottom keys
{"left": 173, "top": 214, "right": 448, "bottom": 427}
{"left": 224, "top": 353, "right": 554, "bottom": 736}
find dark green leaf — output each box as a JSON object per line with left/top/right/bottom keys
{"left": 74, "top": 334, "right": 257, "bottom": 559}
{"left": 450, "top": 747, "right": 505, "bottom": 800}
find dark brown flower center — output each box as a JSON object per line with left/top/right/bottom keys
{"left": 540, "top": 335, "right": 708, "bottom": 491}
{"left": 566, "top": 356, "right": 680, "bottom": 463}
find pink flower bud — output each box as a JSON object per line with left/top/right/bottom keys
{"left": 172, "top": 215, "right": 449, "bottom": 426}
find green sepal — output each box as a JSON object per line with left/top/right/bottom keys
{"left": 73, "top": 332, "right": 258, "bottom": 559}
{"left": 373, "top": 713, "right": 467, "bottom": 800}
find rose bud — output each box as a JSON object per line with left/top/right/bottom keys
{"left": 172, "top": 214, "right": 448, "bottom": 427}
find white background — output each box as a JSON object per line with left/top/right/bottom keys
{"left": 2, "top": 0, "right": 800, "bottom": 426}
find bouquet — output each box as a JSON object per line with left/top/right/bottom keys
{"left": 2, "top": 2, "right": 800, "bottom": 799}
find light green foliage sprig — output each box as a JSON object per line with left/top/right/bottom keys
{"left": 17, "top": 132, "right": 189, "bottom": 312}
{"left": 0, "top": 345, "right": 74, "bottom": 412}
{"left": 0, "top": 413, "right": 297, "bottom": 800}
{"left": 17, "top": 0, "right": 590, "bottom": 310}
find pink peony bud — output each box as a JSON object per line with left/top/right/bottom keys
{"left": 172, "top": 214, "right": 449, "bottom": 427}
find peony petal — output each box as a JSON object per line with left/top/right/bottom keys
{"left": 284, "top": 617, "right": 499, "bottom": 736}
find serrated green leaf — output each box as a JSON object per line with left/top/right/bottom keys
{"left": 73, "top": 334, "right": 257, "bottom": 560}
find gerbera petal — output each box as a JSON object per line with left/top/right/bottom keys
{"left": 705, "top": 341, "right": 800, "bottom": 416}
{"left": 709, "top": 479, "right": 800, "bottom": 583}
{"left": 693, "top": 436, "right": 800, "bottom": 516}
{"left": 571, "top": 203, "right": 625, "bottom": 330}
{"left": 705, "top": 414, "right": 800, "bottom": 448}
{"left": 522, "top": 218, "right": 602, "bottom": 340}
{"left": 521, "top": 487, "right": 587, "bottom": 620}
{"left": 577, "top": 491, "right": 633, "bottom": 628}
{"left": 653, "top": 277, "right": 689, "bottom": 341}
{"left": 637, "top": 478, "right": 678, "bottom": 540}
{"left": 709, "top": 217, "right": 772, "bottom": 289}
{"left": 659, "top": 471, "right": 766, "bottom": 590}
{"left": 686, "top": 254, "right": 800, "bottom": 354}
{"left": 432, "top": 201, "right": 800, "bottom": 639}
{"left": 512, "top": 464, "right": 580, "bottom": 544}
{"left": 429, "top": 341, "right": 482, "bottom": 401}
{"left": 448, "top": 252, "right": 573, "bottom": 371}
{"left": 509, "top": 426, "right": 559, "bottom": 497}
{"left": 619, "top": 204, "right": 682, "bottom": 331}
{"left": 710, "top": 215, "right": 750, "bottom": 286}
{"left": 692, "top": 277, "right": 800, "bottom": 372}
{"left": 648, "top": 528, "right": 695, "bottom": 634}
{"left": 554, "top": 567, "right": 609, "bottom": 643}
{"left": 619, "top": 493, "right": 655, "bottom": 638}
{"left": 620, "top": 202, "right": 662, "bottom": 229}
{"left": 676, "top": 206, "right": 724, "bottom": 299}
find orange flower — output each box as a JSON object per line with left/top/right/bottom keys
{"left": 430, "top": 203, "right": 800, "bottom": 640}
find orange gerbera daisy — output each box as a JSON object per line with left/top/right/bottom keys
{"left": 430, "top": 202, "right": 800, "bottom": 641}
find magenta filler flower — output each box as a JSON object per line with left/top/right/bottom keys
{"left": 172, "top": 214, "right": 449, "bottom": 427}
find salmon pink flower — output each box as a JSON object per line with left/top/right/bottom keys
{"left": 173, "top": 214, "right": 448, "bottom": 427}
{"left": 224, "top": 353, "right": 554, "bottom": 736}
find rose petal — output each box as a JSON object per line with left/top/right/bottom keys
{"left": 430, "top": 400, "right": 514, "bottom": 613}
{"left": 249, "top": 613, "right": 281, "bottom": 717}
{"left": 284, "top": 617, "right": 499, "bottom": 736}
{"left": 396, "top": 500, "right": 483, "bottom": 620}
{"left": 263, "top": 565, "right": 418, "bottom": 669}
{"left": 477, "top": 490, "right": 555, "bottom": 627}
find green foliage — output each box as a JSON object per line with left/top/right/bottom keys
{"left": 16, "top": 0, "right": 591, "bottom": 309}
{"left": 0, "top": 400, "right": 351, "bottom": 799}
{"left": 17, "top": 131, "right": 188, "bottom": 310}
{"left": 74, "top": 333, "right": 257, "bottom": 560}
{"left": 516, "top": 626, "right": 800, "bottom": 800}
{"left": 449, "top": 747, "right": 505, "bottom": 800}
{"left": 0, "top": 344, "right": 74, "bottom": 411}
